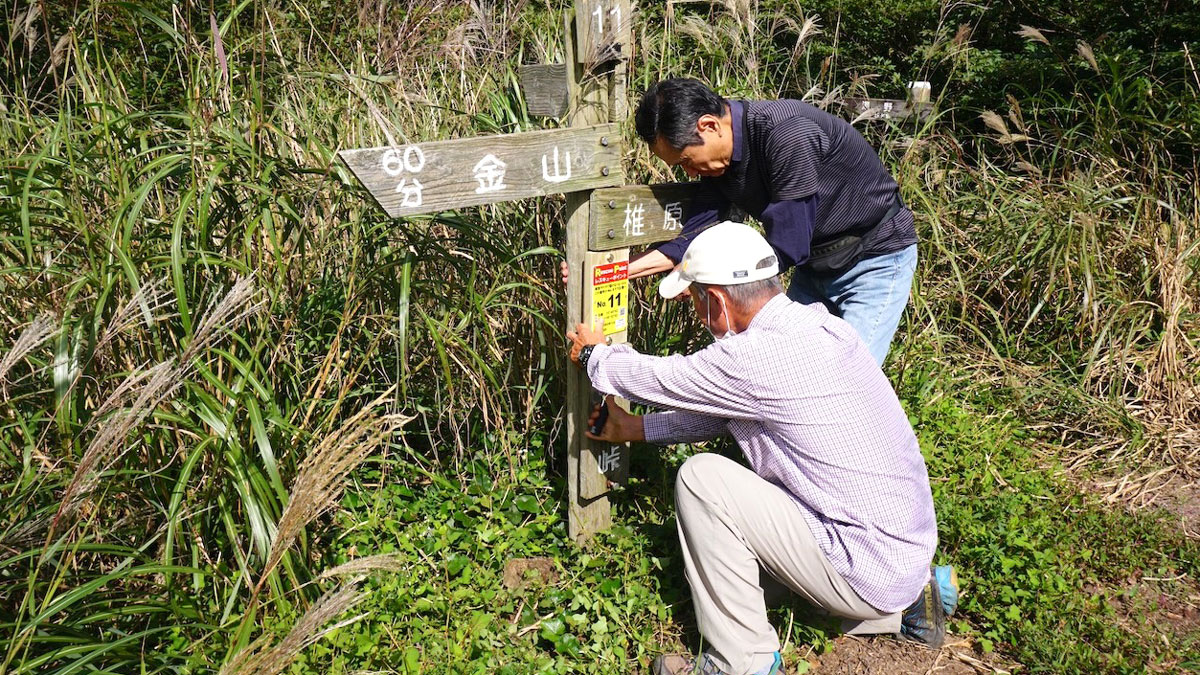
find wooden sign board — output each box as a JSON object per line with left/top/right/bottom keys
{"left": 339, "top": 124, "right": 623, "bottom": 218}
{"left": 587, "top": 183, "right": 707, "bottom": 251}
{"left": 519, "top": 64, "right": 569, "bottom": 118}
{"left": 842, "top": 98, "right": 933, "bottom": 122}
{"left": 575, "top": 0, "right": 632, "bottom": 66}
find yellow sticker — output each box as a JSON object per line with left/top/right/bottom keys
{"left": 592, "top": 261, "right": 628, "bottom": 335}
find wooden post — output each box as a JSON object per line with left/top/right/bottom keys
{"left": 339, "top": 0, "right": 637, "bottom": 545}
{"left": 563, "top": 0, "right": 631, "bottom": 542}
{"left": 565, "top": 6, "right": 609, "bottom": 543}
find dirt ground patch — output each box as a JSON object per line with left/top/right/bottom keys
{"left": 803, "top": 635, "right": 1015, "bottom": 674}
{"left": 1145, "top": 478, "right": 1200, "bottom": 539}
{"left": 502, "top": 556, "right": 558, "bottom": 590}
{"left": 1072, "top": 458, "right": 1200, "bottom": 540}
{"left": 1085, "top": 572, "right": 1200, "bottom": 670}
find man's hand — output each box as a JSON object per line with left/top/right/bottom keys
{"left": 566, "top": 319, "right": 606, "bottom": 368}
{"left": 560, "top": 250, "right": 676, "bottom": 290}
{"left": 585, "top": 395, "right": 645, "bottom": 443}
{"left": 628, "top": 249, "right": 675, "bottom": 279}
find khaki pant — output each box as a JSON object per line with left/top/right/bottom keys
{"left": 675, "top": 453, "right": 902, "bottom": 675}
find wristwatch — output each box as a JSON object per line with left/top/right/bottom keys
{"left": 578, "top": 345, "right": 595, "bottom": 370}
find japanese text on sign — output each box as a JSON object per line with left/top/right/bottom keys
{"left": 587, "top": 183, "right": 705, "bottom": 251}
{"left": 597, "top": 446, "right": 621, "bottom": 474}
{"left": 338, "top": 124, "right": 621, "bottom": 218}
{"left": 592, "top": 261, "right": 628, "bottom": 335}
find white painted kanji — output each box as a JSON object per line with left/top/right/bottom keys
{"left": 542, "top": 147, "right": 572, "bottom": 183}
{"left": 663, "top": 201, "right": 683, "bottom": 231}
{"left": 396, "top": 177, "right": 424, "bottom": 207}
{"left": 473, "top": 154, "right": 508, "bottom": 194}
{"left": 597, "top": 446, "right": 621, "bottom": 474}
{"left": 382, "top": 145, "right": 428, "bottom": 208}
{"left": 623, "top": 202, "right": 645, "bottom": 237}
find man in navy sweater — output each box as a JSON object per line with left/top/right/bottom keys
{"left": 629, "top": 78, "right": 918, "bottom": 365}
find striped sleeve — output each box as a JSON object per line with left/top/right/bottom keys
{"left": 643, "top": 410, "right": 730, "bottom": 444}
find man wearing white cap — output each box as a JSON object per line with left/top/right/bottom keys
{"left": 566, "top": 222, "right": 955, "bottom": 675}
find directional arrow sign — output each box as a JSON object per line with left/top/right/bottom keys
{"left": 842, "top": 97, "right": 932, "bottom": 122}
{"left": 339, "top": 124, "right": 623, "bottom": 218}
{"left": 587, "top": 182, "right": 708, "bottom": 250}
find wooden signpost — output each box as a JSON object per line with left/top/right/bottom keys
{"left": 340, "top": 0, "right": 687, "bottom": 543}
{"left": 342, "top": 6, "right": 938, "bottom": 541}
{"left": 561, "top": 0, "right": 634, "bottom": 527}
{"left": 519, "top": 64, "right": 570, "bottom": 118}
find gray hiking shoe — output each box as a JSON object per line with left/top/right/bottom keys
{"left": 898, "top": 568, "right": 948, "bottom": 648}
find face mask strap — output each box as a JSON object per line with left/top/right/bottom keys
{"left": 703, "top": 289, "right": 736, "bottom": 340}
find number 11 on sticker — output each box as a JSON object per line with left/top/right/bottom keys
{"left": 592, "top": 261, "right": 628, "bottom": 335}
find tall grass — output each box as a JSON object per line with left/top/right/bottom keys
{"left": 898, "top": 39, "right": 1200, "bottom": 482}
{"left": 639, "top": 2, "right": 1199, "bottom": 483}
{"left": 1, "top": 0, "right": 1197, "bottom": 672}
{"left": 1, "top": 1, "right": 568, "bottom": 671}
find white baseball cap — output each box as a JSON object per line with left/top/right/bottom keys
{"left": 658, "top": 221, "right": 780, "bottom": 299}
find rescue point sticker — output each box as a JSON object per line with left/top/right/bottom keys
{"left": 592, "top": 261, "right": 628, "bottom": 335}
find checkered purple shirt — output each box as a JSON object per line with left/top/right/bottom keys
{"left": 587, "top": 294, "right": 937, "bottom": 612}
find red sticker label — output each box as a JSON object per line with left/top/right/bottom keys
{"left": 592, "top": 261, "right": 628, "bottom": 285}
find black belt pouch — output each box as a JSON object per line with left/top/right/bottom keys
{"left": 804, "top": 199, "right": 902, "bottom": 274}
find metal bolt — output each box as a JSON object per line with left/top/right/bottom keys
{"left": 601, "top": 166, "right": 610, "bottom": 176}
{"left": 607, "top": 200, "right": 616, "bottom": 209}
{"left": 600, "top": 136, "right": 609, "bottom": 146}
{"left": 606, "top": 229, "right": 615, "bottom": 239}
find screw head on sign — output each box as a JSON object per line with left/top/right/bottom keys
{"left": 607, "top": 200, "right": 616, "bottom": 208}
{"left": 601, "top": 167, "right": 610, "bottom": 176}
{"left": 600, "top": 136, "right": 609, "bottom": 146}
{"left": 607, "top": 229, "right": 615, "bottom": 239}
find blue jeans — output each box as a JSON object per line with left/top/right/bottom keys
{"left": 787, "top": 244, "right": 918, "bottom": 366}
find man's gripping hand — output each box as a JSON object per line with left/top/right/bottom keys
{"left": 585, "top": 395, "right": 645, "bottom": 443}
{"left": 566, "top": 319, "right": 606, "bottom": 368}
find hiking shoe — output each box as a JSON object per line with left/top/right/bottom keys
{"left": 652, "top": 651, "right": 782, "bottom": 675}
{"left": 934, "top": 564, "right": 959, "bottom": 617}
{"left": 898, "top": 569, "right": 947, "bottom": 649}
